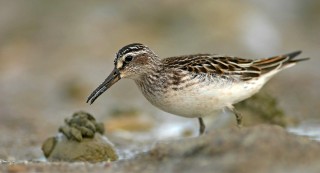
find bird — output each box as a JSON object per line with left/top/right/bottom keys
{"left": 87, "top": 43, "right": 309, "bottom": 135}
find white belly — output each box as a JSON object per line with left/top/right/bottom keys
{"left": 141, "top": 78, "right": 266, "bottom": 118}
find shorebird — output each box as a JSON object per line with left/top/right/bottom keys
{"left": 87, "top": 43, "right": 308, "bottom": 135}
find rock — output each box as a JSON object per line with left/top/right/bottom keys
{"left": 44, "top": 134, "right": 117, "bottom": 162}
{"left": 58, "top": 111, "right": 105, "bottom": 142}
{"left": 41, "top": 137, "right": 57, "bottom": 158}
{"left": 41, "top": 111, "right": 118, "bottom": 162}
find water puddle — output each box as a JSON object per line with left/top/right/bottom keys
{"left": 288, "top": 121, "right": 320, "bottom": 141}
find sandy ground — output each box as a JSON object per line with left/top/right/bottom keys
{"left": 2, "top": 125, "right": 320, "bottom": 173}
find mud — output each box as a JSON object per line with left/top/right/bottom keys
{"left": 2, "top": 125, "right": 320, "bottom": 173}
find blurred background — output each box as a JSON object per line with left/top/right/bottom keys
{"left": 0, "top": 0, "right": 319, "bottom": 160}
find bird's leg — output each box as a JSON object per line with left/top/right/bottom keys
{"left": 198, "top": 117, "right": 206, "bottom": 135}
{"left": 228, "top": 106, "right": 242, "bottom": 128}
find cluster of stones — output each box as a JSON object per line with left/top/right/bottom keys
{"left": 42, "top": 111, "right": 118, "bottom": 162}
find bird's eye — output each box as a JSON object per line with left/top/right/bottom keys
{"left": 125, "top": 55, "right": 133, "bottom": 62}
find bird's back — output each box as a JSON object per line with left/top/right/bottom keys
{"left": 162, "top": 51, "right": 308, "bottom": 82}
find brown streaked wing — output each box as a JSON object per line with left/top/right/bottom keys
{"left": 163, "top": 54, "right": 262, "bottom": 81}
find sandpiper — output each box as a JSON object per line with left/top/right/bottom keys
{"left": 87, "top": 43, "right": 309, "bottom": 135}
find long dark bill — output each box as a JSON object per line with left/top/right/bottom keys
{"left": 86, "top": 68, "right": 121, "bottom": 104}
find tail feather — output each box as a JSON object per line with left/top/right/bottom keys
{"left": 285, "top": 50, "right": 302, "bottom": 60}
{"left": 284, "top": 50, "right": 309, "bottom": 62}
{"left": 253, "top": 50, "right": 309, "bottom": 75}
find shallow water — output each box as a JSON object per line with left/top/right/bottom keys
{"left": 288, "top": 121, "right": 320, "bottom": 141}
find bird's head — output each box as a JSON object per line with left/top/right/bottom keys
{"left": 87, "top": 43, "right": 158, "bottom": 104}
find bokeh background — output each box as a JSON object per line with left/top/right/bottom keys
{"left": 0, "top": 0, "right": 319, "bottom": 160}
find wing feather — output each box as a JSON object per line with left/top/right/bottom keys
{"left": 162, "top": 51, "right": 306, "bottom": 81}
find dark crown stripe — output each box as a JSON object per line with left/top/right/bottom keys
{"left": 117, "top": 43, "right": 145, "bottom": 58}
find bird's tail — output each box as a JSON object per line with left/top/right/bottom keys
{"left": 253, "top": 51, "right": 309, "bottom": 75}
